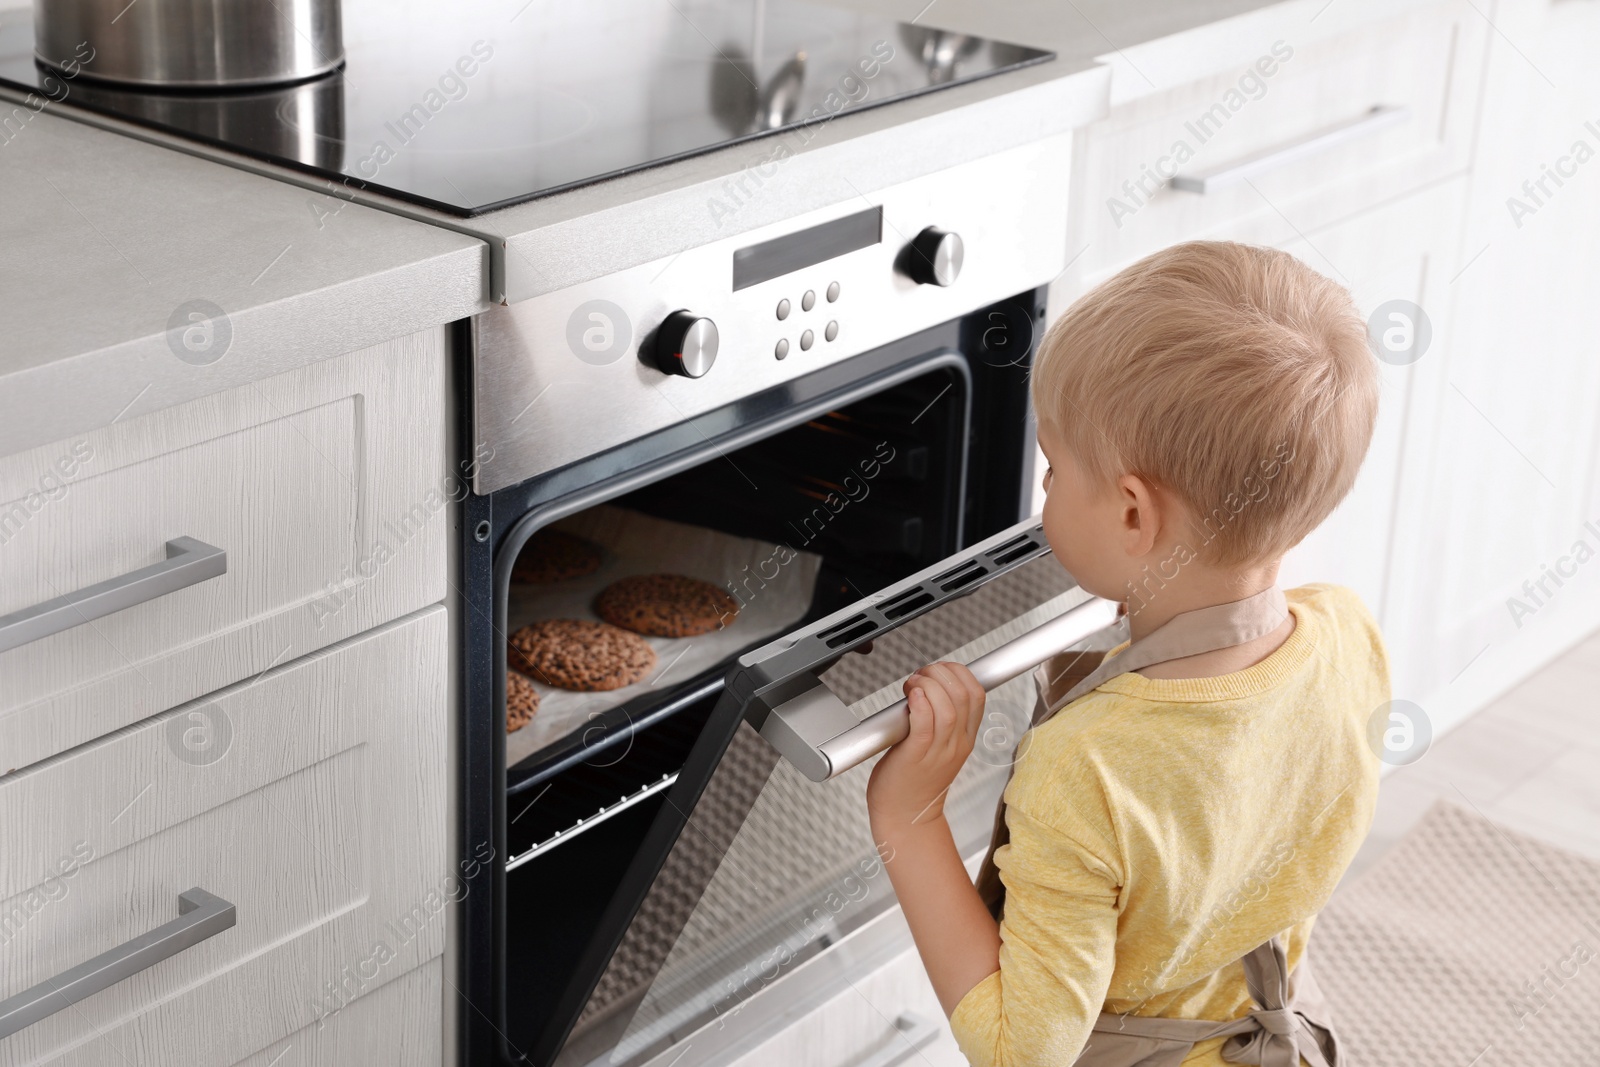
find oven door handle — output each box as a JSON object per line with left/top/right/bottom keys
{"left": 759, "top": 596, "right": 1120, "bottom": 782}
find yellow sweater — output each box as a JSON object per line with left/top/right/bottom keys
{"left": 949, "top": 584, "right": 1387, "bottom": 1067}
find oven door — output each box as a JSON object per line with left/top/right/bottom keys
{"left": 524, "top": 523, "right": 1122, "bottom": 1067}
{"left": 467, "top": 287, "right": 1074, "bottom": 1066}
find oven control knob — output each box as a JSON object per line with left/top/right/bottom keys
{"left": 902, "top": 227, "right": 964, "bottom": 287}
{"left": 654, "top": 311, "right": 719, "bottom": 378}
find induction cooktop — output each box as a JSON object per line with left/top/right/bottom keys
{"left": 0, "top": 1, "right": 1051, "bottom": 217}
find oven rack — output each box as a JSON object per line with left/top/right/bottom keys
{"left": 506, "top": 772, "right": 679, "bottom": 872}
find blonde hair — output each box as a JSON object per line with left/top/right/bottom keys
{"left": 1032, "top": 241, "right": 1378, "bottom": 566}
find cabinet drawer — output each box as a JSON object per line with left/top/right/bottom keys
{"left": 0, "top": 330, "right": 449, "bottom": 772}
{"left": 231, "top": 959, "right": 443, "bottom": 1067}
{"left": 0, "top": 607, "right": 449, "bottom": 1067}
{"left": 725, "top": 945, "right": 965, "bottom": 1067}
{"left": 1070, "top": 3, "right": 1487, "bottom": 279}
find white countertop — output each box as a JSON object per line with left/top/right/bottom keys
{"left": 0, "top": 104, "right": 489, "bottom": 455}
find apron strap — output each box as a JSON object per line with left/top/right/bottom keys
{"left": 976, "top": 585, "right": 1290, "bottom": 917}
{"left": 1038, "top": 586, "right": 1290, "bottom": 725}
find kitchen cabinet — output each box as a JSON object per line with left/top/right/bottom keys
{"left": 0, "top": 330, "right": 454, "bottom": 1064}
{"left": 1051, "top": 0, "right": 1491, "bottom": 287}
{"left": 1047, "top": 0, "right": 1507, "bottom": 734}
{"left": 0, "top": 608, "right": 447, "bottom": 1067}
{"left": 1378, "top": 0, "right": 1600, "bottom": 731}
{"left": 723, "top": 942, "right": 967, "bottom": 1067}
{"left": 1063, "top": 1, "right": 1485, "bottom": 284}
{"left": 1173, "top": 0, "right": 1600, "bottom": 732}
{"left": 232, "top": 960, "right": 444, "bottom": 1067}
{"left": 650, "top": 915, "right": 969, "bottom": 1067}
{"left": 1274, "top": 179, "right": 1469, "bottom": 704}
{"left": 0, "top": 331, "right": 452, "bottom": 773}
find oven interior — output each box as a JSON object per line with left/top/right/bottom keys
{"left": 481, "top": 294, "right": 1052, "bottom": 1066}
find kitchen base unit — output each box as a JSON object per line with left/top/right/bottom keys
{"left": 0, "top": 608, "right": 449, "bottom": 1067}
{"left": 0, "top": 330, "right": 452, "bottom": 773}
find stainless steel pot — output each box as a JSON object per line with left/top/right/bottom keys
{"left": 34, "top": 0, "right": 343, "bottom": 89}
{"left": 64, "top": 75, "right": 347, "bottom": 171}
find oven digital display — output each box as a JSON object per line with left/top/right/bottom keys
{"left": 732, "top": 206, "right": 882, "bottom": 291}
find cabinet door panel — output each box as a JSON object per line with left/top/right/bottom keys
{"left": 0, "top": 330, "right": 449, "bottom": 772}
{"left": 1391, "top": 0, "right": 1600, "bottom": 718}
{"left": 1273, "top": 181, "right": 1468, "bottom": 703}
{"left": 230, "top": 959, "right": 443, "bottom": 1067}
{"left": 0, "top": 608, "right": 448, "bottom": 1067}
{"left": 1067, "top": 2, "right": 1486, "bottom": 282}
{"left": 724, "top": 946, "right": 964, "bottom": 1067}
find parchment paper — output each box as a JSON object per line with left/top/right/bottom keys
{"left": 504, "top": 506, "right": 822, "bottom": 767}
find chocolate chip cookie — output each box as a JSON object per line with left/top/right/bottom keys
{"left": 505, "top": 670, "right": 541, "bottom": 732}
{"left": 594, "top": 574, "right": 740, "bottom": 638}
{"left": 510, "top": 529, "right": 603, "bottom": 585}
{"left": 507, "top": 619, "right": 657, "bottom": 691}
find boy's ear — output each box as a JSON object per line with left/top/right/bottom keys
{"left": 1117, "top": 473, "right": 1164, "bottom": 558}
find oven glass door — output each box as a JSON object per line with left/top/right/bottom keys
{"left": 543, "top": 548, "right": 1119, "bottom": 1067}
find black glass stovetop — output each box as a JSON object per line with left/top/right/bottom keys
{"left": 0, "top": 1, "right": 1050, "bottom": 217}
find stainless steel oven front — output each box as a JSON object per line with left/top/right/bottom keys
{"left": 453, "top": 132, "right": 1097, "bottom": 1067}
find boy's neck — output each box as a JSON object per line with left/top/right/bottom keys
{"left": 1123, "top": 561, "right": 1283, "bottom": 642}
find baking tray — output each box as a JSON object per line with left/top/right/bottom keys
{"left": 504, "top": 505, "right": 823, "bottom": 767}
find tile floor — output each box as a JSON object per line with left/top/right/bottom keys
{"left": 1343, "top": 627, "right": 1600, "bottom": 881}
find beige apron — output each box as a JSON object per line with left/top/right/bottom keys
{"left": 972, "top": 589, "right": 1340, "bottom": 1067}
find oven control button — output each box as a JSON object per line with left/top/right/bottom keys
{"left": 654, "top": 311, "right": 719, "bottom": 378}
{"left": 902, "top": 227, "right": 964, "bottom": 286}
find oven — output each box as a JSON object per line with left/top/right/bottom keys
{"left": 454, "top": 132, "right": 1117, "bottom": 1066}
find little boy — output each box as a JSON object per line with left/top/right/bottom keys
{"left": 865, "top": 241, "right": 1387, "bottom": 1066}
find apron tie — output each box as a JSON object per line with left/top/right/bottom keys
{"left": 1083, "top": 941, "right": 1338, "bottom": 1067}
{"left": 1242, "top": 1008, "right": 1297, "bottom": 1036}
{"left": 1220, "top": 932, "right": 1334, "bottom": 1067}
{"left": 1220, "top": 1012, "right": 1330, "bottom": 1067}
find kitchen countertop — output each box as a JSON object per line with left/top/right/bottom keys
{"left": 0, "top": 105, "right": 490, "bottom": 457}
{"left": 0, "top": 0, "right": 1424, "bottom": 457}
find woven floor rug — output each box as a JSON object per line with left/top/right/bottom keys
{"left": 1314, "top": 800, "right": 1600, "bottom": 1064}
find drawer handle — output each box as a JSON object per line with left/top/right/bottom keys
{"left": 0, "top": 887, "right": 236, "bottom": 1039}
{"left": 852, "top": 1012, "right": 940, "bottom": 1067}
{"left": 1170, "top": 104, "right": 1411, "bottom": 193}
{"left": 0, "top": 536, "right": 226, "bottom": 654}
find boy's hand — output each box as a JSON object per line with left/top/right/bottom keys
{"left": 866, "top": 662, "right": 985, "bottom": 832}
